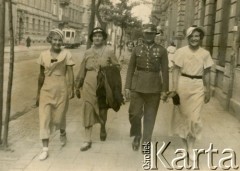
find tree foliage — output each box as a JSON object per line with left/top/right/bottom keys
{"left": 97, "top": 0, "right": 142, "bottom": 55}
{"left": 98, "top": 0, "right": 142, "bottom": 29}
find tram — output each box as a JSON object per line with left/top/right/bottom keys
{"left": 62, "top": 28, "right": 81, "bottom": 48}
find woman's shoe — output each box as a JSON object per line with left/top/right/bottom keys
{"left": 132, "top": 136, "right": 141, "bottom": 151}
{"left": 100, "top": 125, "right": 107, "bottom": 141}
{"left": 60, "top": 132, "right": 67, "bottom": 146}
{"left": 39, "top": 147, "right": 48, "bottom": 161}
{"left": 80, "top": 142, "right": 92, "bottom": 151}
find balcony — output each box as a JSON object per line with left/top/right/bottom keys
{"left": 60, "top": 0, "right": 70, "bottom": 6}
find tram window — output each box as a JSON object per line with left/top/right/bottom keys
{"left": 72, "top": 32, "right": 75, "bottom": 38}
{"left": 66, "top": 31, "right": 71, "bottom": 38}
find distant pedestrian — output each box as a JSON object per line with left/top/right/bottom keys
{"left": 136, "top": 37, "right": 143, "bottom": 46}
{"left": 36, "top": 28, "right": 75, "bottom": 161}
{"left": 26, "top": 36, "right": 31, "bottom": 48}
{"left": 171, "top": 26, "right": 214, "bottom": 161}
{"left": 125, "top": 23, "right": 169, "bottom": 151}
{"left": 119, "top": 41, "right": 134, "bottom": 101}
{"left": 75, "top": 27, "right": 122, "bottom": 151}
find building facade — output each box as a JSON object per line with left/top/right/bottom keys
{"left": 152, "top": 0, "right": 240, "bottom": 118}
{"left": 5, "top": 0, "right": 90, "bottom": 46}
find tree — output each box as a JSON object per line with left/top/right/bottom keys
{"left": 125, "top": 18, "right": 143, "bottom": 41}
{"left": 86, "top": 0, "right": 96, "bottom": 49}
{"left": 2, "top": 0, "right": 14, "bottom": 147}
{"left": 99, "top": 0, "right": 142, "bottom": 56}
{"left": 95, "top": 0, "right": 111, "bottom": 30}
{"left": 0, "top": 0, "right": 6, "bottom": 145}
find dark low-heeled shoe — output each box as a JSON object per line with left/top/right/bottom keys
{"left": 100, "top": 126, "right": 107, "bottom": 141}
{"left": 80, "top": 142, "right": 92, "bottom": 151}
{"left": 60, "top": 132, "right": 67, "bottom": 146}
{"left": 132, "top": 136, "right": 141, "bottom": 151}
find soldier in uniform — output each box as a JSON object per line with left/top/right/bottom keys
{"left": 125, "top": 23, "right": 169, "bottom": 151}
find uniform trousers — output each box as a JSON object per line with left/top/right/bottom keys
{"left": 129, "top": 91, "right": 160, "bottom": 142}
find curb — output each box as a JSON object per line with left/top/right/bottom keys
{"left": 4, "top": 46, "right": 51, "bottom": 53}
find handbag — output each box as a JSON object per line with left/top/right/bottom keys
{"left": 172, "top": 93, "right": 180, "bottom": 105}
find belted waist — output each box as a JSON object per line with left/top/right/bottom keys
{"left": 181, "top": 73, "right": 202, "bottom": 79}
{"left": 137, "top": 66, "right": 160, "bottom": 72}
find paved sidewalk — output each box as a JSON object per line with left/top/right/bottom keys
{"left": 7, "top": 96, "right": 240, "bottom": 171}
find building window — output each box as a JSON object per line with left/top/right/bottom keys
{"left": 72, "top": 9, "right": 74, "bottom": 21}
{"left": 203, "top": 0, "right": 216, "bottom": 56}
{"left": 59, "top": 8, "right": 63, "bottom": 20}
{"left": 48, "top": 21, "right": 50, "bottom": 32}
{"left": 218, "top": 1, "right": 231, "bottom": 67}
{"left": 19, "top": 17, "right": 24, "bottom": 42}
{"left": 32, "top": 18, "right": 35, "bottom": 31}
{"left": 53, "top": 2, "right": 57, "bottom": 15}
{"left": 43, "top": 21, "right": 46, "bottom": 35}
{"left": 38, "top": 19, "right": 41, "bottom": 32}
{"left": 26, "top": 17, "right": 29, "bottom": 31}
{"left": 48, "top": 0, "right": 52, "bottom": 13}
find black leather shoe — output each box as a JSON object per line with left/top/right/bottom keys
{"left": 132, "top": 136, "right": 141, "bottom": 151}
{"left": 100, "top": 125, "right": 107, "bottom": 141}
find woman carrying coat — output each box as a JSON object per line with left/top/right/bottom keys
{"left": 171, "top": 26, "right": 214, "bottom": 161}
{"left": 75, "top": 27, "right": 119, "bottom": 151}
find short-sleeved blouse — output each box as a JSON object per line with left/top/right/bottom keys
{"left": 173, "top": 46, "right": 214, "bottom": 76}
{"left": 37, "top": 49, "right": 75, "bottom": 76}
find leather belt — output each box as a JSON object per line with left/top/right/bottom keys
{"left": 181, "top": 73, "right": 202, "bottom": 79}
{"left": 137, "top": 66, "right": 160, "bottom": 72}
{"left": 51, "top": 59, "right": 58, "bottom": 63}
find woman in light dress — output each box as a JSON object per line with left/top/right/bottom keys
{"left": 37, "top": 28, "right": 75, "bottom": 160}
{"left": 171, "top": 26, "right": 214, "bottom": 160}
{"left": 75, "top": 27, "right": 119, "bottom": 151}
{"left": 119, "top": 41, "right": 134, "bottom": 101}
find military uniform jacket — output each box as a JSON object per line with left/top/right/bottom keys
{"left": 125, "top": 43, "right": 169, "bottom": 93}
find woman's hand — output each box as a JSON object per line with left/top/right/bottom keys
{"left": 68, "top": 85, "right": 74, "bottom": 99}
{"left": 161, "top": 92, "right": 168, "bottom": 102}
{"left": 204, "top": 90, "right": 210, "bottom": 103}
{"left": 125, "top": 89, "right": 131, "bottom": 100}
